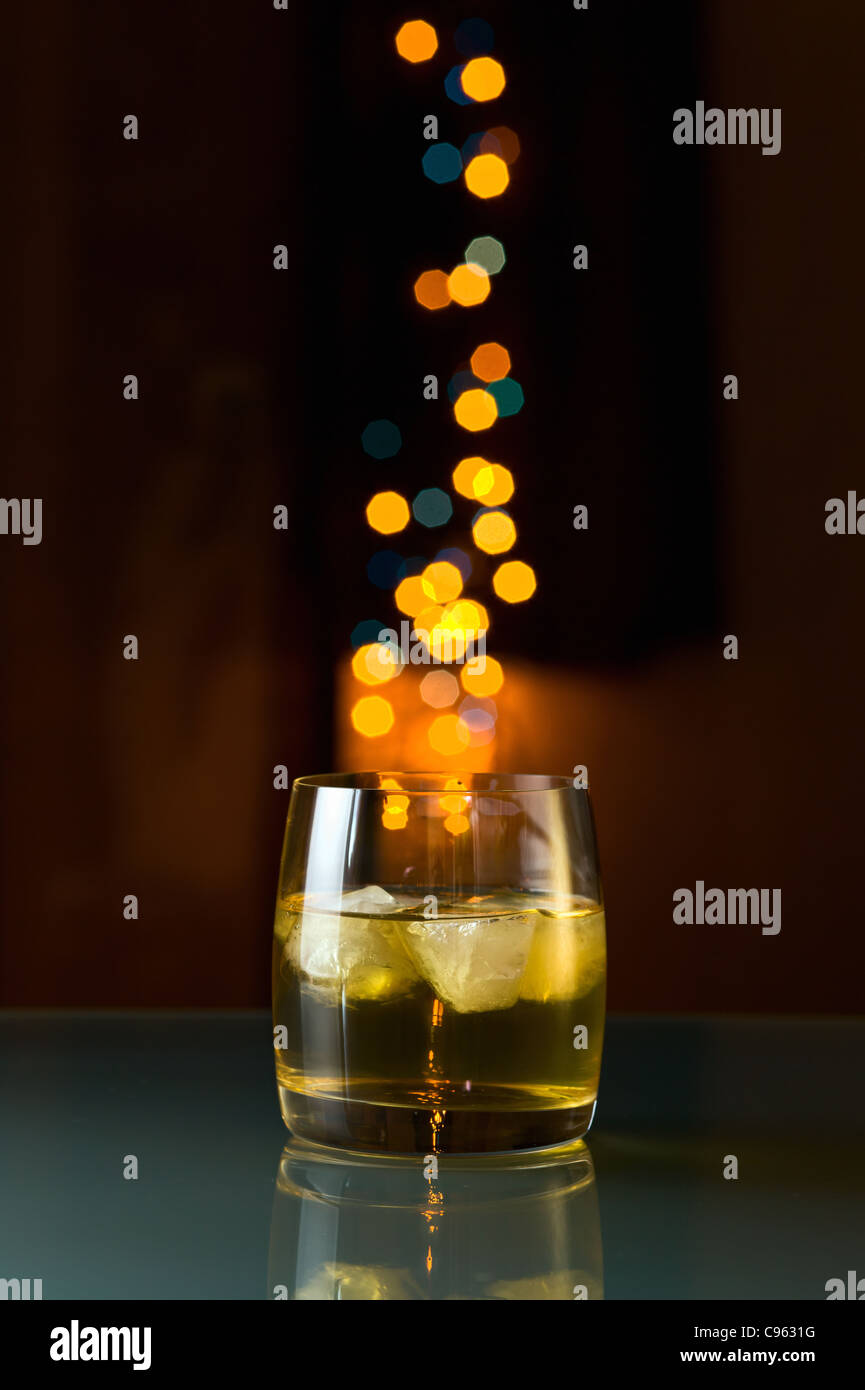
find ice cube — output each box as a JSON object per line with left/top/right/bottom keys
{"left": 486, "top": 1269, "right": 599, "bottom": 1300}
{"left": 398, "top": 913, "right": 535, "bottom": 1013}
{"left": 519, "top": 910, "right": 606, "bottom": 1003}
{"left": 306, "top": 884, "right": 397, "bottom": 914}
{"left": 283, "top": 894, "right": 421, "bottom": 1002}
{"left": 295, "top": 1262, "right": 425, "bottom": 1300}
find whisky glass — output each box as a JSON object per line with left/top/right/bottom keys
{"left": 272, "top": 772, "right": 605, "bottom": 1154}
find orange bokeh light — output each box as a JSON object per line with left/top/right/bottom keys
{"left": 426, "top": 598, "right": 489, "bottom": 664}
{"left": 380, "top": 777, "right": 409, "bottom": 812}
{"left": 414, "top": 269, "right": 451, "bottom": 310}
{"left": 444, "top": 812, "right": 470, "bottom": 836}
{"left": 455, "top": 388, "right": 498, "bottom": 432}
{"left": 473, "top": 462, "right": 514, "bottom": 506}
{"left": 460, "top": 57, "right": 506, "bottom": 101}
{"left": 447, "top": 263, "right": 491, "bottom": 307}
{"left": 351, "top": 642, "right": 399, "bottom": 686}
{"left": 351, "top": 695, "right": 395, "bottom": 737}
{"left": 470, "top": 342, "right": 511, "bottom": 382}
{"left": 461, "top": 654, "right": 504, "bottom": 697}
{"left": 412, "top": 604, "right": 444, "bottom": 643}
{"left": 427, "top": 626, "right": 466, "bottom": 664}
{"left": 453, "top": 456, "right": 489, "bottom": 498}
{"left": 440, "top": 777, "right": 470, "bottom": 819}
{"left": 420, "top": 669, "right": 459, "bottom": 708}
{"left": 394, "top": 574, "right": 430, "bottom": 617}
{"left": 465, "top": 153, "right": 509, "bottom": 199}
{"left": 493, "top": 559, "right": 537, "bottom": 602}
{"left": 395, "top": 20, "right": 438, "bottom": 63}
{"left": 440, "top": 776, "right": 469, "bottom": 812}
{"left": 366, "top": 491, "right": 410, "bottom": 534}
{"left": 421, "top": 560, "right": 463, "bottom": 603}
{"left": 428, "top": 713, "right": 471, "bottom": 756}
{"left": 472, "top": 509, "right": 516, "bottom": 554}
{"left": 441, "top": 597, "right": 489, "bottom": 633}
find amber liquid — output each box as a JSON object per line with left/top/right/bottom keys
{"left": 273, "top": 890, "right": 606, "bottom": 1154}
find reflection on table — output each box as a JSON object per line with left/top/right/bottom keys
{"left": 268, "top": 1137, "right": 603, "bottom": 1300}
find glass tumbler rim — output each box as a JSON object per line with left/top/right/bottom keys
{"left": 292, "top": 771, "right": 580, "bottom": 797}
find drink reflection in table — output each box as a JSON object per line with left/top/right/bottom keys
{"left": 268, "top": 1137, "right": 603, "bottom": 1300}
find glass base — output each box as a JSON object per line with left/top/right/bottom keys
{"left": 278, "top": 1084, "right": 596, "bottom": 1156}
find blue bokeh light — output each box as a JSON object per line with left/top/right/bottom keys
{"left": 361, "top": 419, "right": 402, "bottom": 459}
{"left": 367, "top": 550, "right": 404, "bottom": 589}
{"left": 461, "top": 131, "right": 487, "bottom": 163}
{"left": 459, "top": 705, "right": 496, "bottom": 733}
{"left": 455, "top": 18, "right": 495, "bottom": 58}
{"left": 351, "top": 618, "right": 386, "bottom": 650}
{"left": 472, "top": 504, "right": 513, "bottom": 527}
{"left": 487, "top": 378, "right": 525, "bottom": 417}
{"left": 397, "top": 555, "right": 427, "bottom": 580}
{"left": 447, "top": 369, "right": 482, "bottom": 403}
{"left": 435, "top": 546, "right": 472, "bottom": 582}
{"left": 422, "top": 143, "right": 463, "bottom": 185}
{"left": 413, "top": 488, "right": 454, "bottom": 528}
{"left": 445, "top": 64, "right": 475, "bottom": 106}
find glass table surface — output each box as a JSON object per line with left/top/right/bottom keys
{"left": 0, "top": 1011, "right": 860, "bottom": 1300}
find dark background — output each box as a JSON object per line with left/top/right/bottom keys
{"left": 1, "top": 1, "right": 862, "bottom": 1011}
